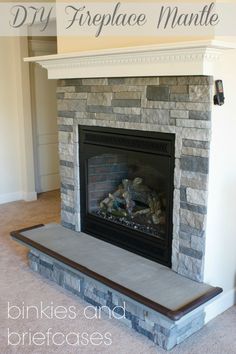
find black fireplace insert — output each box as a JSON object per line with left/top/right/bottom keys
{"left": 79, "top": 125, "right": 175, "bottom": 267}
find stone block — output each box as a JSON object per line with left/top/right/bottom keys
{"left": 61, "top": 221, "right": 75, "bottom": 230}
{"left": 112, "top": 99, "right": 141, "bottom": 107}
{"left": 179, "top": 246, "right": 203, "bottom": 260}
{"left": 175, "top": 134, "right": 182, "bottom": 158}
{"left": 170, "top": 94, "right": 190, "bottom": 102}
{"left": 61, "top": 205, "right": 75, "bottom": 213}
{"left": 182, "top": 147, "right": 209, "bottom": 158}
{"left": 189, "top": 85, "right": 211, "bottom": 103}
{"left": 180, "top": 209, "right": 206, "bottom": 230}
{"left": 180, "top": 171, "right": 208, "bottom": 190}
{"left": 61, "top": 194, "right": 74, "bottom": 209}
{"left": 180, "top": 223, "right": 205, "bottom": 238}
{"left": 64, "top": 92, "right": 88, "bottom": 99}
{"left": 189, "top": 110, "right": 211, "bottom": 121}
{"left": 176, "top": 102, "right": 211, "bottom": 112}
{"left": 178, "top": 254, "right": 203, "bottom": 282}
{"left": 94, "top": 113, "right": 116, "bottom": 121}
{"left": 87, "top": 93, "right": 112, "bottom": 106}
{"left": 173, "top": 189, "right": 180, "bottom": 227}
{"left": 186, "top": 188, "right": 208, "bottom": 206}
{"left": 51, "top": 264, "right": 64, "bottom": 286}
{"left": 180, "top": 202, "right": 207, "bottom": 215}
{"left": 75, "top": 85, "right": 91, "bottom": 93}
{"left": 60, "top": 154, "right": 74, "bottom": 164}
{"left": 61, "top": 210, "right": 75, "bottom": 225}
{"left": 159, "top": 77, "right": 177, "bottom": 85}
{"left": 58, "top": 143, "right": 73, "bottom": 158}
{"left": 177, "top": 312, "right": 205, "bottom": 343}
{"left": 57, "top": 117, "right": 73, "bottom": 126}
{"left": 56, "top": 86, "right": 75, "bottom": 93}
{"left": 176, "top": 119, "right": 211, "bottom": 129}
{"left": 82, "top": 78, "right": 108, "bottom": 85}
{"left": 170, "top": 117, "right": 177, "bottom": 126}
{"left": 90, "top": 85, "right": 113, "bottom": 92}
{"left": 58, "top": 125, "right": 73, "bottom": 132}
{"left": 115, "top": 114, "right": 141, "bottom": 123}
{"left": 57, "top": 111, "right": 75, "bottom": 118}
{"left": 61, "top": 79, "right": 82, "bottom": 86}
{"left": 179, "top": 231, "right": 191, "bottom": 241}
{"left": 191, "top": 236, "right": 205, "bottom": 252}
{"left": 60, "top": 160, "right": 74, "bottom": 168}
{"left": 174, "top": 158, "right": 181, "bottom": 188}
{"left": 143, "top": 100, "right": 176, "bottom": 109}
{"left": 113, "top": 107, "right": 141, "bottom": 115}
{"left": 124, "top": 77, "right": 159, "bottom": 85}
{"left": 146, "top": 86, "right": 170, "bottom": 101}
{"left": 180, "top": 155, "right": 209, "bottom": 174}
{"left": 180, "top": 186, "right": 187, "bottom": 202}
{"left": 170, "top": 85, "right": 188, "bottom": 94}
{"left": 114, "top": 91, "right": 141, "bottom": 99}
{"left": 176, "top": 77, "right": 190, "bottom": 85}
{"left": 141, "top": 108, "right": 169, "bottom": 124}
{"left": 57, "top": 99, "right": 86, "bottom": 112}
{"left": 188, "top": 76, "right": 213, "bottom": 85}
{"left": 86, "top": 105, "right": 113, "bottom": 113}
{"left": 112, "top": 85, "right": 145, "bottom": 92}
{"left": 58, "top": 131, "right": 73, "bottom": 144}
{"left": 179, "top": 238, "right": 191, "bottom": 249}
{"left": 182, "top": 139, "right": 210, "bottom": 149}
{"left": 64, "top": 271, "right": 82, "bottom": 293}
{"left": 60, "top": 165, "right": 74, "bottom": 179}
{"left": 61, "top": 182, "right": 74, "bottom": 191}
{"left": 38, "top": 263, "right": 53, "bottom": 280}
{"left": 170, "top": 110, "right": 189, "bottom": 119}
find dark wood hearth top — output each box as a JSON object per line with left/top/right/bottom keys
{"left": 11, "top": 223, "right": 222, "bottom": 321}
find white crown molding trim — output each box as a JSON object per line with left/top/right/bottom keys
{"left": 24, "top": 40, "right": 236, "bottom": 79}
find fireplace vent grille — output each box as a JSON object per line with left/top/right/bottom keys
{"left": 83, "top": 131, "right": 171, "bottom": 156}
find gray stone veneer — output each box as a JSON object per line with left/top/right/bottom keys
{"left": 56, "top": 76, "right": 213, "bottom": 282}
{"left": 28, "top": 249, "right": 205, "bottom": 351}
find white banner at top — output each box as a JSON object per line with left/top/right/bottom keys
{"left": 0, "top": 2, "right": 236, "bottom": 37}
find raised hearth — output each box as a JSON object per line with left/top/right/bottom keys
{"left": 11, "top": 224, "right": 222, "bottom": 350}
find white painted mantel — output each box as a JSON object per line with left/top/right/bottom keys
{"left": 24, "top": 40, "right": 236, "bottom": 79}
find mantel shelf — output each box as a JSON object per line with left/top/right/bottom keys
{"left": 24, "top": 40, "right": 236, "bottom": 79}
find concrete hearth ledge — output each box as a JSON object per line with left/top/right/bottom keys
{"left": 11, "top": 223, "right": 222, "bottom": 321}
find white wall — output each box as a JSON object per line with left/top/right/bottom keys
{"left": 0, "top": 37, "right": 36, "bottom": 204}
{"left": 0, "top": 38, "right": 23, "bottom": 203}
{"left": 204, "top": 49, "right": 236, "bottom": 321}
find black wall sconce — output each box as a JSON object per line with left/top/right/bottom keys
{"left": 214, "top": 80, "right": 225, "bottom": 106}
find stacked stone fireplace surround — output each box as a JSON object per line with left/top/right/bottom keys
{"left": 57, "top": 75, "right": 212, "bottom": 283}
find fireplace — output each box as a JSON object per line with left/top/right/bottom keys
{"left": 21, "top": 42, "right": 236, "bottom": 350}
{"left": 79, "top": 126, "right": 175, "bottom": 266}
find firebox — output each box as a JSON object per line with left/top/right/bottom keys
{"left": 79, "top": 126, "right": 175, "bottom": 267}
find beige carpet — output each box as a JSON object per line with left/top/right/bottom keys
{"left": 0, "top": 191, "right": 235, "bottom": 353}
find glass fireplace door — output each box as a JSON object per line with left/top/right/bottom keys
{"left": 79, "top": 126, "right": 175, "bottom": 267}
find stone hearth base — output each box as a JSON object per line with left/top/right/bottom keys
{"left": 11, "top": 224, "right": 222, "bottom": 351}
{"left": 28, "top": 249, "right": 205, "bottom": 350}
